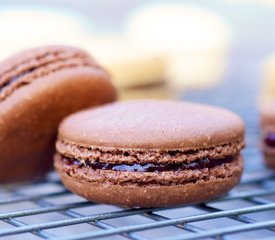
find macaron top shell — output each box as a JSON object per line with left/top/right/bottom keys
{"left": 0, "top": 45, "right": 100, "bottom": 101}
{"left": 59, "top": 100, "right": 244, "bottom": 150}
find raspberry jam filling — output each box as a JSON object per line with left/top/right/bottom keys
{"left": 264, "top": 132, "right": 275, "bottom": 147}
{"left": 62, "top": 155, "right": 234, "bottom": 172}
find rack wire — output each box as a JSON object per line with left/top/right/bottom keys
{"left": 0, "top": 75, "right": 275, "bottom": 239}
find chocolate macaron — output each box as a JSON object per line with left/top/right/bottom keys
{"left": 0, "top": 45, "right": 116, "bottom": 182}
{"left": 55, "top": 100, "right": 245, "bottom": 207}
{"left": 261, "top": 102, "right": 275, "bottom": 169}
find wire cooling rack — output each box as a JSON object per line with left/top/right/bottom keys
{"left": 0, "top": 72, "right": 275, "bottom": 239}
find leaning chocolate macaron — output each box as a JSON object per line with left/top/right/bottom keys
{"left": 0, "top": 45, "right": 116, "bottom": 182}
{"left": 55, "top": 100, "right": 245, "bottom": 207}
{"left": 261, "top": 102, "right": 275, "bottom": 169}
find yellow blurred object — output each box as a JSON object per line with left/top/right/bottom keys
{"left": 166, "top": 52, "right": 226, "bottom": 90}
{"left": 125, "top": 3, "right": 231, "bottom": 92}
{"left": 0, "top": 5, "right": 168, "bottom": 100}
{"left": 118, "top": 84, "right": 172, "bottom": 100}
{"left": 0, "top": 7, "right": 92, "bottom": 60}
{"left": 84, "top": 37, "right": 168, "bottom": 99}
{"left": 261, "top": 55, "right": 275, "bottom": 105}
{"left": 0, "top": 5, "right": 231, "bottom": 100}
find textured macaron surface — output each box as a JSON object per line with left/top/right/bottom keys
{"left": 58, "top": 99, "right": 244, "bottom": 150}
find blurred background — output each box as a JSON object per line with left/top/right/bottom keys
{"left": 0, "top": 0, "right": 275, "bottom": 102}
{"left": 1, "top": 2, "right": 275, "bottom": 239}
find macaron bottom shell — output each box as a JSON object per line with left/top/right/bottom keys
{"left": 54, "top": 154, "right": 243, "bottom": 207}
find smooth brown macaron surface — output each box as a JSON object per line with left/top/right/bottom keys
{"left": 0, "top": 45, "right": 116, "bottom": 182}
{"left": 261, "top": 102, "right": 275, "bottom": 169}
{"left": 55, "top": 100, "right": 245, "bottom": 207}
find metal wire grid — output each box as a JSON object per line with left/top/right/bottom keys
{"left": 2, "top": 171, "right": 275, "bottom": 240}
{"left": 0, "top": 76, "right": 275, "bottom": 239}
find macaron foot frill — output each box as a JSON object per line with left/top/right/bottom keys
{"left": 55, "top": 100, "right": 245, "bottom": 207}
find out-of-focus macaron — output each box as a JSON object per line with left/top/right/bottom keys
{"left": 0, "top": 7, "right": 92, "bottom": 60}
{"left": 261, "top": 55, "right": 275, "bottom": 105}
{"left": 0, "top": 45, "right": 116, "bottom": 182}
{"left": 85, "top": 37, "right": 168, "bottom": 100}
{"left": 125, "top": 3, "right": 230, "bottom": 92}
{"left": 261, "top": 102, "right": 275, "bottom": 169}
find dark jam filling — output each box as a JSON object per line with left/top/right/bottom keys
{"left": 62, "top": 155, "right": 234, "bottom": 172}
{"left": 264, "top": 132, "right": 275, "bottom": 147}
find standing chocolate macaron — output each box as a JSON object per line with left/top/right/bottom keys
{"left": 55, "top": 100, "right": 245, "bottom": 207}
{"left": 261, "top": 102, "right": 275, "bottom": 169}
{"left": 0, "top": 45, "right": 116, "bottom": 182}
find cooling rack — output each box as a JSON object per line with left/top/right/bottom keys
{"left": 0, "top": 69, "right": 275, "bottom": 240}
